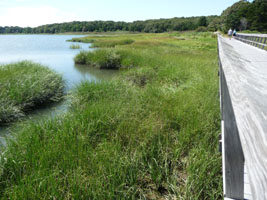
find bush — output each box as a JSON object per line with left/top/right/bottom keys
{"left": 196, "top": 26, "right": 208, "bottom": 32}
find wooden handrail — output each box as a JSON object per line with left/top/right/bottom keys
{"left": 235, "top": 33, "right": 267, "bottom": 51}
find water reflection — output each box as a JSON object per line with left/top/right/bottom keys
{"left": 74, "top": 64, "right": 118, "bottom": 81}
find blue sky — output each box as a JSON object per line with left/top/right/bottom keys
{"left": 0, "top": 0, "right": 241, "bottom": 27}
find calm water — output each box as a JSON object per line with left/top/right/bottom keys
{"left": 0, "top": 35, "right": 117, "bottom": 146}
{"left": 0, "top": 35, "right": 116, "bottom": 89}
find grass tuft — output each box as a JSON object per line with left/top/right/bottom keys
{"left": 0, "top": 61, "right": 64, "bottom": 124}
{"left": 70, "top": 44, "right": 81, "bottom": 49}
{"left": 74, "top": 49, "right": 122, "bottom": 69}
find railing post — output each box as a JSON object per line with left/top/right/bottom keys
{"left": 256, "top": 37, "right": 259, "bottom": 47}
{"left": 263, "top": 38, "right": 267, "bottom": 50}
{"left": 259, "top": 37, "right": 263, "bottom": 49}
{"left": 251, "top": 36, "right": 254, "bottom": 45}
{"left": 253, "top": 37, "right": 257, "bottom": 46}
{"left": 219, "top": 57, "right": 244, "bottom": 200}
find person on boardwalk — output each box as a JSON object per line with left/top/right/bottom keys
{"left": 228, "top": 28, "right": 233, "bottom": 40}
{"left": 233, "top": 29, "right": 237, "bottom": 37}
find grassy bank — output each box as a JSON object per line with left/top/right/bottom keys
{"left": 0, "top": 32, "right": 222, "bottom": 199}
{"left": 0, "top": 61, "right": 64, "bottom": 124}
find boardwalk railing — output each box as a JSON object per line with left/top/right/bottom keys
{"left": 218, "top": 35, "right": 244, "bottom": 199}
{"left": 218, "top": 34, "right": 267, "bottom": 200}
{"left": 235, "top": 33, "right": 267, "bottom": 51}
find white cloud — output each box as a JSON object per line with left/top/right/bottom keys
{"left": 0, "top": 6, "right": 80, "bottom": 27}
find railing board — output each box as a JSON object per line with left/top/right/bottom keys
{"left": 237, "top": 33, "right": 267, "bottom": 38}
{"left": 235, "top": 33, "right": 267, "bottom": 51}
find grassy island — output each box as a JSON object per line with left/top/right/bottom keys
{"left": 0, "top": 61, "right": 64, "bottom": 124}
{"left": 70, "top": 44, "right": 81, "bottom": 49}
{"left": 0, "top": 33, "right": 222, "bottom": 199}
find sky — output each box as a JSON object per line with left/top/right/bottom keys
{"left": 0, "top": 0, "right": 241, "bottom": 28}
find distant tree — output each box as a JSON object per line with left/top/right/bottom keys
{"left": 208, "top": 17, "right": 223, "bottom": 31}
{"left": 247, "top": 0, "right": 267, "bottom": 31}
{"left": 239, "top": 17, "right": 248, "bottom": 30}
{"left": 0, "top": 16, "right": 218, "bottom": 34}
{"left": 220, "top": 0, "right": 250, "bottom": 31}
{"left": 196, "top": 26, "right": 208, "bottom": 32}
{"left": 198, "top": 16, "right": 207, "bottom": 27}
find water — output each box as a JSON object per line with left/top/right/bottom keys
{"left": 0, "top": 35, "right": 117, "bottom": 146}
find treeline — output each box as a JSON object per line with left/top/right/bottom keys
{"left": 0, "top": 0, "right": 266, "bottom": 34}
{"left": 0, "top": 16, "right": 216, "bottom": 34}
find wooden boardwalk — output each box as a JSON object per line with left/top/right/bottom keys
{"left": 218, "top": 34, "right": 267, "bottom": 200}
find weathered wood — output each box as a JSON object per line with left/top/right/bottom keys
{"left": 244, "top": 165, "right": 252, "bottom": 200}
{"left": 262, "top": 38, "right": 266, "bottom": 49}
{"left": 237, "top": 33, "right": 267, "bottom": 37}
{"left": 236, "top": 33, "right": 267, "bottom": 51}
{"left": 219, "top": 58, "right": 244, "bottom": 199}
{"left": 218, "top": 35, "right": 267, "bottom": 200}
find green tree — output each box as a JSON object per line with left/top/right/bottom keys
{"left": 198, "top": 16, "right": 207, "bottom": 27}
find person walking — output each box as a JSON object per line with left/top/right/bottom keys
{"left": 233, "top": 29, "right": 237, "bottom": 37}
{"left": 228, "top": 28, "right": 233, "bottom": 40}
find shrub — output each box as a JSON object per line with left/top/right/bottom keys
{"left": 196, "top": 26, "right": 208, "bottom": 32}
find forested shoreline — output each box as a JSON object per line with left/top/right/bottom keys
{"left": 1, "top": 0, "right": 266, "bottom": 34}
{"left": 0, "top": 16, "right": 216, "bottom": 34}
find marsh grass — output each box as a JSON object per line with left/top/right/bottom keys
{"left": 70, "top": 44, "right": 81, "bottom": 49}
{"left": 75, "top": 49, "right": 122, "bottom": 69}
{"left": 0, "top": 61, "right": 64, "bottom": 124}
{"left": 91, "top": 39, "right": 135, "bottom": 48}
{"left": 0, "top": 32, "right": 222, "bottom": 199}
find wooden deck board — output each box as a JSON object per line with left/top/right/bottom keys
{"left": 244, "top": 163, "right": 252, "bottom": 200}
{"left": 218, "top": 35, "right": 267, "bottom": 200}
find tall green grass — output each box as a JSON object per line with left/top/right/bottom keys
{"left": 0, "top": 61, "right": 64, "bottom": 124}
{"left": 0, "top": 33, "right": 222, "bottom": 199}
{"left": 71, "top": 37, "right": 134, "bottom": 48}
{"left": 74, "top": 49, "right": 122, "bottom": 69}
{"left": 70, "top": 44, "right": 81, "bottom": 49}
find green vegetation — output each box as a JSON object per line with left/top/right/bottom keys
{"left": 208, "top": 0, "right": 267, "bottom": 32}
{"left": 0, "top": 32, "right": 222, "bottom": 199}
{"left": 74, "top": 49, "right": 122, "bottom": 69}
{"left": 0, "top": 61, "right": 64, "bottom": 125}
{"left": 90, "top": 39, "right": 135, "bottom": 48}
{"left": 70, "top": 44, "right": 81, "bottom": 49}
